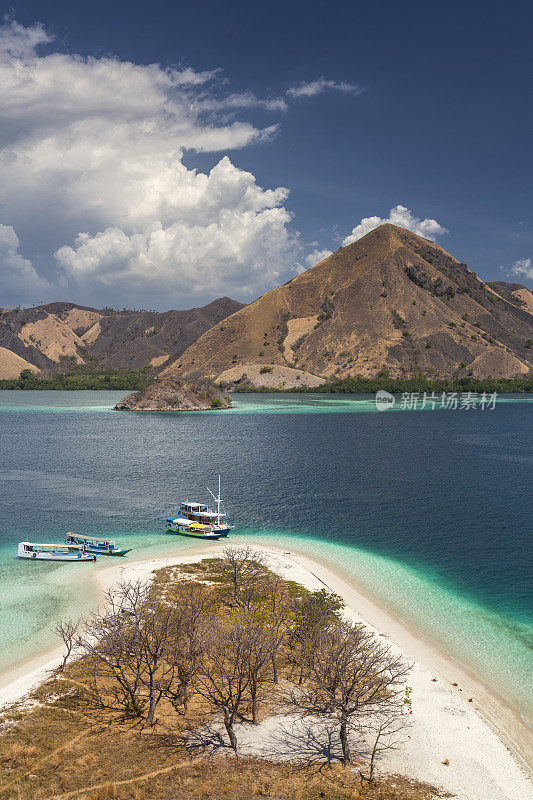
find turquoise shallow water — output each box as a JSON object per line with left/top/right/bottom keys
{"left": 0, "top": 390, "right": 531, "bottom": 725}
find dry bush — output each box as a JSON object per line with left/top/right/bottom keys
{"left": 94, "top": 783, "right": 120, "bottom": 800}
{"left": 287, "top": 618, "right": 411, "bottom": 765}
{"left": 0, "top": 742, "right": 38, "bottom": 768}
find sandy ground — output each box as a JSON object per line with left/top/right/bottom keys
{"left": 216, "top": 362, "right": 325, "bottom": 389}
{"left": 1, "top": 543, "right": 531, "bottom": 800}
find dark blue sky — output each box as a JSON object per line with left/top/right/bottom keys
{"left": 2, "top": 0, "right": 532, "bottom": 307}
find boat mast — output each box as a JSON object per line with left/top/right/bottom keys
{"left": 207, "top": 474, "right": 222, "bottom": 518}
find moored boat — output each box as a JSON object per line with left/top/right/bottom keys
{"left": 165, "top": 517, "right": 222, "bottom": 539}
{"left": 18, "top": 542, "right": 97, "bottom": 561}
{"left": 177, "top": 475, "right": 235, "bottom": 536}
{"left": 65, "top": 532, "right": 131, "bottom": 556}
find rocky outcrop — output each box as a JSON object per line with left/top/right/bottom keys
{"left": 114, "top": 376, "right": 231, "bottom": 412}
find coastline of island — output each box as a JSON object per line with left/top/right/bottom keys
{"left": 1, "top": 541, "right": 531, "bottom": 800}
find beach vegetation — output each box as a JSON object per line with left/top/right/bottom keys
{"left": 286, "top": 619, "right": 410, "bottom": 765}
{"left": 231, "top": 375, "right": 533, "bottom": 394}
{"left": 0, "top": 367, "right": 154, "bottom": 391}
{"left": 0, "top": 552, "right": 445, "bottom": 800}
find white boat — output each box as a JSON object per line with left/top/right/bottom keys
{"left": 176, "top": 476, "right": 235, "bottom": 536}
{"left": 165, "top": 518, "right": 222, "bottom": 539}
{"left": 18, "top": 542, "right": 97, "bottom": 562}
{"left": 65, "top": 532, "right": 131, "bottom": 556}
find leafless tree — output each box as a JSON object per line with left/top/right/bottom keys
{"left": 195, "top": 615, "right": 275, "bottom": 750}
{"left": 77, "top": 578, "right": 216, "bottom": 725}
{"left": 264, "top": 572, "right": 293, "bottom": 683}
{"left": 216, "top": 546, "right": 270, "bottom": 610}
{"left": 244, "top": 620, "right": 277, "bottom": 724}
{"left": 287, "top": 619, "right": 410, "bottom": 764}
{"left": 289, "top": 588, "right": 344, "bottom": 683}
{"left": 79, "top": 579, "right": 179, "bottom": 724}
{"left": 135, "top": 601, "right": 178, "bottom": 725}
{"left": 54, "top": 617, "right": 82, "bottom": 671}
{"left": 364, "top": 697, "right": 411, "bottom": 783}
{"left": 79, "top": 580, "right": 150, "bottom": 718}
{"left": 195, "top": 619, "right": 251, "bottom": 751}
{"left": 164, "top": 583, "right": 214, "bottom": 713}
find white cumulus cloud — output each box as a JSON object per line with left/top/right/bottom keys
{"left": 304, "top": 248, "right": 334, "bottom": 267}
{"left": 342, "top": 205, "right": 447, "bottom": 246}
{"left": 505, "top": 258, "right": 533, "bottom": 281}
{"left": 55, "top": 157, "right": 297, "bottom": 299}
{"left": 0, "top": 22, "right": 316, "bottom": 308}
{"left": 287, "top": 78, "right": 362, "bottom": 98}
{"left": 0, "top": 224, "right": 49, "bottom": 304}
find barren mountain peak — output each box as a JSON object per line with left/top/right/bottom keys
{"left": 161, "top": 224, "right": 532, "bottom": 388}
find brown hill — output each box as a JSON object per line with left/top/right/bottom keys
{"left": 161, "top": 224, "right": 533, "bottom": 387}
{"left": 487, "top": 282, "right": 533, "bottom": 315}
{"left": 0, "top": 298, "right": 243, "bottom": 379}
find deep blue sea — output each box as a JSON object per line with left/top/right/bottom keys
{"left": 0, "top": 390, "right": 531, "bottom": 724}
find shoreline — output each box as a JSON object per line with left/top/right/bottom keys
{"left": 1, "top": 541, "right": 531, "bottom": 799}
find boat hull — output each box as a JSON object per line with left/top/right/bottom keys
{"left": 164, "top": 526, "right": 221, "bottom": 540}
{"left": 18, "top": 553, "right": 97, "bottom": 562}
{"left": 81, "top": 546, "right": 131, "bottom": 556}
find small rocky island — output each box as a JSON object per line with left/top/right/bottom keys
{"left": 114, "top": 376, "right": 231, "bottom": 412}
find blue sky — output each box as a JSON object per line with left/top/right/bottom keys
{"left": 1, "top": 0, "right": 532, "bottom": 309}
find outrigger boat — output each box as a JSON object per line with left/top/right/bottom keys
{"left": 165, "top": 518, "right": 223, "bottom": 540}
{"left": 176, "top": 476, "right": 235, "bottom": 536}
{"left": 18, "top": 542, "right": 97, "bottom": 562}
{"left": 65, "top": 532, "right": 131, "bottom": 556}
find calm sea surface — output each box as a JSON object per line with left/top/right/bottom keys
{"left": 0, "top": 391, "right": 531, "bottom": 722}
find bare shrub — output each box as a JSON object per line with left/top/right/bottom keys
{"left": 54, "top": 617, "right": 82, "bottom": 671}
{"left": 287, "top": 619, "right": 410, "bottom": 764}
{"left": 289, "top": 588, "right": 344, "bottom": 683}
{"left": 216, "top": 546, "right": 270, "bottom": 610}
{"left": 195, "top": 615, "right": 275, "bottom": 750}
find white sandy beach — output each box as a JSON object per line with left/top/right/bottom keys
{"left": 1, "top": 542, "right": 532, "bottom": 800}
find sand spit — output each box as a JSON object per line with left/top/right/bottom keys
{"left": 1, "top": 543, "right": 531, "bottom": 800}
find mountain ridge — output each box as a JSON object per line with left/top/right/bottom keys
{"left": 160, "top": 224, "right": 533, "bottom": 388}
{"left": 0, "top": 297, "right": 244, "bottom": 379}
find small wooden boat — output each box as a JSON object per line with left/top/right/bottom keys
{"left": 65, "top": 532, "right": 131, "bottom": 556}
{"left": 165, "top": 518, "right": 222, "bottom": 540}
{"left": 18, "top": 542, "right": 97, "bottom": 562}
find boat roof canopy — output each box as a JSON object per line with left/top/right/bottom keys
{"left": 180, "top": 501, "right": 207, "bottom": 509}
{"left": 188, "top": 522, "right": 208, "bottom": 529}
{"left": 67, "top": 532, "right": 114, "bottom": 544}
{"left": 21, "top": 542, "right": 84, "bottom": 549}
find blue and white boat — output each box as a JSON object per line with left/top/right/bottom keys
{"left": 65, "top": 532, "right": 131, "bottom": 556}
{"left": 177, "top": 476, "right": 235, "bottom": 536}
{"left": 18, "top": 542, "right": 96, "bottom": 562}
{"left": 165, "top": 518, "right": 222, "bottom": 539}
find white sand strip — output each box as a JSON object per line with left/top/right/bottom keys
{"left": 1, "top": 542, "right": 531, "bottom": 800}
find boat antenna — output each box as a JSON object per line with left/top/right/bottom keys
{"left": 206, "top": 474, "right": 222, "bottom": 517}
